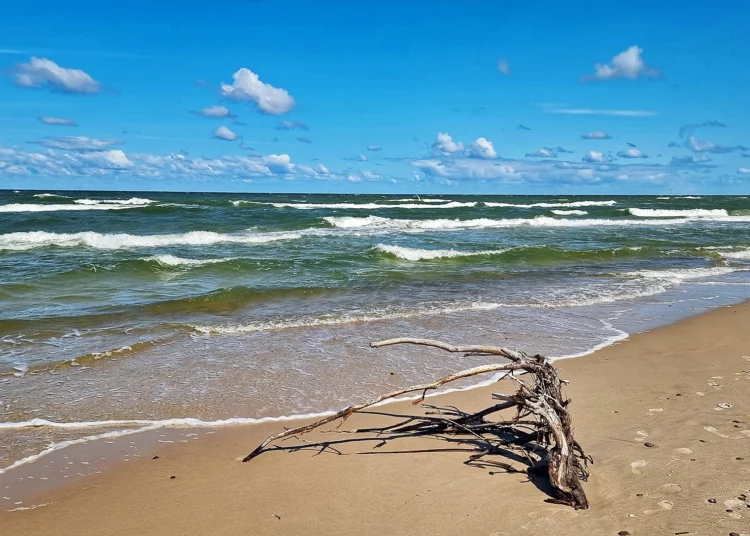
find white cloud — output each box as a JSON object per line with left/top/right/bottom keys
{"left": 262, "top": 154, "right": 294, "bottom": 173}
{"left": 197, "top": 105, "right": 233, "bottom": 118}
{"left": 38, "top": 116, "right": 77, "bottom": 126}
{"left": 617, "top": 148, "right": 647, "bottom": 159}
{"left": 582, "top": 46, "right": 659, "bottom": 82}
{"left": 213, "top": 126, "right": 238, "bottom": 142}
{"left": 686, "top": 135, "right": 747, "bottom": 154}
{"left": 671, "top": 155, "right": 712, "bottom": 165}
{"left": 12, "top": 57, "right": 101, "bottom": 94}
{"left": 355, "top": 154, "right": 368, "bottom": 162}
{"left": 552, "top": 108, "right": 656, "bottom": 117}
{"left": 361, "top": 170, "right": 380, "bottom": 180}
{"left": 738, "top": 168, "right": 750, "bottom": 175}
{"left": 582, "top": 131, "right": 612, "bottom": 140}
{"left": 432, "top": 132, "right": 464, "bottom": 154}
{"left": 497, "top": 59, "right": 510, "bottom": 75}
{"left": 275, "top": 120, "right": 309, "bottom": 131}
{"left": 35, "top": 136, "right": 123, "bottom": 151}
{"left": 582, "top": 150, "right": 610, "bottom": 163}
{"left": 81, "top": 149, "right": 133, "bottom": 169}
{"left": 468, "top": 137, "right": 497, "bottom": 159}
{"left": 367, "top": 145, "right": 383, "bottom": 151}
{"left": 220, "top": 68, "right": 295, "bottom": 114}
{"left": 525, "top": 147, "right": 557, "bottom": 158}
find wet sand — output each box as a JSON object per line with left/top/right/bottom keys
{"left": 2, "top": 303, "right": 750, "bottom": 535}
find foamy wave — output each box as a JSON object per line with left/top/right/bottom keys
{"left": 146, "top": 254, "right": 239, "bottom": 267}
{"left": 375, "top": 244, "right": 507, "bottom": 261}
{"left": 193, "top": 301, "right": 507, "bottom": 334}
{"left": 628, "top": 208, "right": 728, "bottom": 218}
{"left": 627, "top": 266, "right": 741, "bottom": 281}
{"left": 721, "top": 249, "right": 750, "bottom": 260}
{"left": 0, "top": 230, "right": 304, "bottom": 251}
{"left": 236, "top": 201, "right": 476, "bottom": 209}
{"left": 392, "top": 198, "right": 451, "bottom": 203}
{"left": 323, "top": 215, "right": 736, "bottom": 231}
{"left": 551, "top": 210, "right": 588, "bottom": 216}
{"left": 33, "top": 193, "right": 69, "bottom": 199}
{"left": 0, "top": 203, "right": 146, "bottom": 213}
{"left": 484, "top": 200, "right": 617, "bottom": 208}
{"left": 74, "top": 197, "right": 155, "bottom": 205}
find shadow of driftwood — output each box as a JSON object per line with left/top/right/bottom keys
{"left": 253, "top": 404, "right": 558, "bottom": 501}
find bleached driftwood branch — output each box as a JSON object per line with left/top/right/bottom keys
{"left": 243, "top": 338, "right": 591, "bottom": 509}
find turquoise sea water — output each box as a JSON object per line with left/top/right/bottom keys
{"left": 2, "top": 190, "right": 750, "bottom": 467}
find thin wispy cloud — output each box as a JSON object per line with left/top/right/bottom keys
{"left": 497, "top": 59, "right": 510, "bottom": 75}
{"left": 581, "top": 131, "right": 612, "bottom": 140}
{"left": 552, "top": 108, "right": 656, "bottom": 117}
{"left": 275, "top": 120, "right": 309, "bottom": 131}
{"left": 37, "top": 116, "right": 77, "bottom": 126}
{"left": 33, "top": 136, "right": 123, "bottom": 150}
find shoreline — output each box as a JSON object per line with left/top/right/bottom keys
{"left": 2, "top": 301, "right": 750, "bottom": 534}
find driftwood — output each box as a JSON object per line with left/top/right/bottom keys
{"left": 243, "top": 338, "right": 591, "bottom": 510}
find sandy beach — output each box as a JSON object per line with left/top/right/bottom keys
{"left": 2, "top": 302, "right": 750, "bottom": 535}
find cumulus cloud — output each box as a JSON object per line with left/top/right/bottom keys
{"left": 275, "top": 120, "right": 309, "bottom": 131}
{"left": 220, "top": 68, "right": 295, "bottom": 114}
{"left": 432, "top": 132, "right": 464, "bottom": 154}
{"left": 685, "top": 135, "right": 747, "bottom": 154}
{"left": 37, "top": 116, "right": 77, "bottom": 126}
{"left": 497, "top": 59, "right": 510, "bottom": 75}
{"left": 582, "top": 131, "right": 612, "bottom": 140}
{"left": 582, "top": 46, "right": 659, "bottom": 82}
{"left": 617, "top": 148, "right": 647, "bottom": 159}
{"left": 213, "top": 126, "right": 239, "bottom": 141}
{"left": 737, "top": 168, "right": 750, "bottom": 175}
{"left": 11, "top": 57, "right": 102, "bottom": 94}
{"left": 582, "top": 150, "right": 611, "bottom": 163}
{"left": 367, "top": 145, "right": 383, "bottom": 151}
{"left": 34, "top": 136, "right": 123, "bottom": 151}
{"left": 468, "top": 137, "right": 497, "bottom": 159}
{"left": 525, "top": 147, "right": 557, "bottom": 158}
{"left": 196, "top": 105, "right": 234, "bottom": 118}
{"left": 80, "top": 149, "right": 133, "bottom": 169}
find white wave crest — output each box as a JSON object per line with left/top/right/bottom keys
{"left": 73, "top": 197, "right": 155, "bottom": 205}
{"left": 235, "top": 201, "right": 476, "bottom": 209}
{"left": 0, "top": 230, "right": 303, "bottom": 251}
{"left": 484, "top": 200, "right": 617, "bottom": 208}
{"left": 375, "top": 244, "right": 507, "bottom": 261}
{"left": 33, "top": 193, "right": 70, "bottom": 199}
{"left": 551, "top": 210, "right": 588, "bottom": 216}
{"left": 0, "top": 203, "right": 146, "bottom": 213}
{"left": 720, "top": 249, "right": 750, "bottom": 260}
{"left": 145, "top": 254, "right": 239, "bottom": 267}
{"left": 628, "top": 208, "right": 728, "bottom": 218}
{"left": 323, "top": 215, "right": 750, "bottom": 231}
{"left": 627, "top": 266, "right": 741, "bottom": 281}
{"left": 392, "top": 198, "right": 451, "bottom": 203}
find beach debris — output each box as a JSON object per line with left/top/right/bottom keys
{"left": 644, "top": 442, "right": 656, "bottom": 448}
{"left": 243, "top": 338, "right": 593, "bottom": 510}
{"left": 717, "top": 402, "right": 733, "bottom": 409}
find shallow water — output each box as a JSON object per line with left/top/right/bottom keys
{"left": 2, "top": 191, "right": 750, "bottom": 469}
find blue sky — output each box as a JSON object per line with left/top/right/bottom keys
{"left": 1, "top": 1, "right": 749, "bottom": 194}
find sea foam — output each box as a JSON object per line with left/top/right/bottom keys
{"left": 375, "top": 244, "right": 507, "bottom": 261}
{"left": 0, "top": 230, "right": 304, "bottom": 251}
{"left": 628, "top": 208, "right": 729, "bottom": 218}
{"left": 484, "top": 200, "right": 617, "bottom": 208}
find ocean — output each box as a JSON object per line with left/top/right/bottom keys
{"left": 2, "top": 190, "right": 750, "bottom": 470}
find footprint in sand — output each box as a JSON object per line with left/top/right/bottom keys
{"left": 703, "top": 426, "right": 750, "bottom": 439}
{"left": 660, "top": 484, "right": 682, "bottom": 495}
{"left": 630, "top": 460, "right": 648, "bottom": 475}
{"left": 643, "top": 500, "right": 674, "bottom": 515}
{"left": 673, "top": 447, "right": 693, "bottom": 454}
